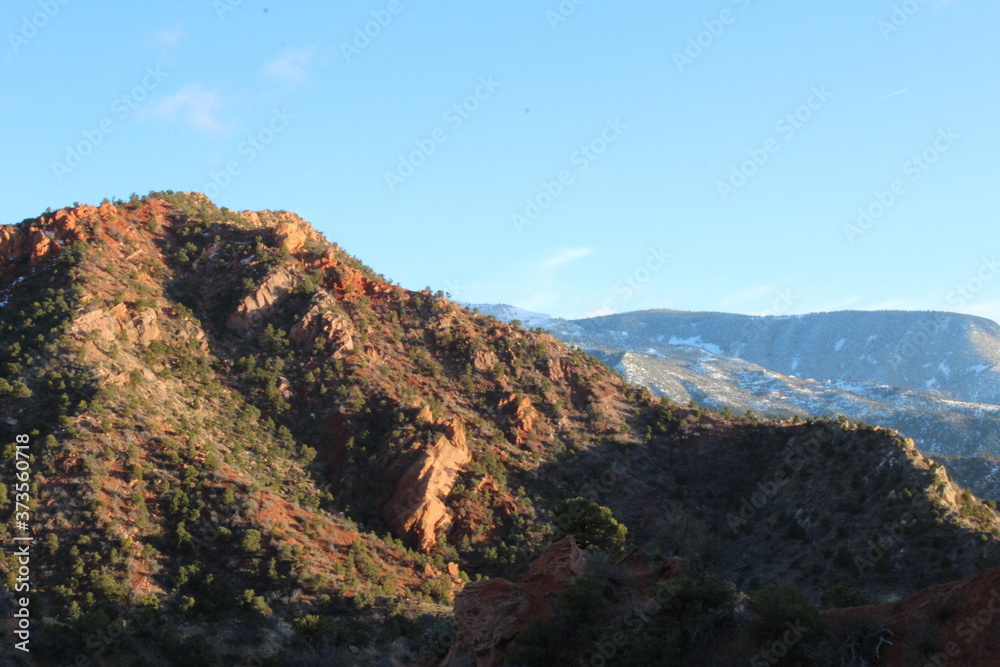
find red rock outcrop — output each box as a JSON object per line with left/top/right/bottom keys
{"left": 440, "top": 539, "right": 687, "bottom": 667}
{"left": 0, "top": 206, "right": 88, "bottom": 275}
{"left": 227, "top": 266, "right": 298, "bottom": 333}
{"left": 471, "top": 347, "right": 498, "bottom": 373}
{"left": 498, "top": 392, "right": 537, "bottom": 446}
{"left": 72, "top": 304, "right": 162, "bottom": 347}
{"left": 830, "top": 565, "right": 1000, "bottom": 667}
{"left": 238, "top": 209, "right": 321, "bottom": 254}
{"left": 289, "top": 293, "right": 355, "bottom": 357}
{"left": 543, "top": 356, "right": 566, "bottom": 383}
{"left": 441, "top": 537, "right": 589, "bottom": 667}
{"left": 383, "top": 417, "right": 471, "bottom": 553}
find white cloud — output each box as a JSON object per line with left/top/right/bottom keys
{"left": 147, "top": 84, "right": 227, "bottom": 133}
{"left": 266, "top": 47, "right": 316, "bottom": 84}
{"left": 539, "top": 247, "right": 593, "bottom": 270}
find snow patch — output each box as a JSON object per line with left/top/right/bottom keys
{"left": 938, "top": 362, "right": 951, "bottom": 379}
{"left": 668, "top": 335, "right": 723, "bottom": 355}
{"left": 834, "top": 338, "right": 846, "bottom": 352}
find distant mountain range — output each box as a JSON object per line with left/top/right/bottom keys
{"left": 471, "top": 304, "right": 1000, "bottom": 496}
{"left": 471, "top": 306, "right": 1000, "bottom": 404}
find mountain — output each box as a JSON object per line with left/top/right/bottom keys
{"left": 1, "top": 193, "right": 999, "bottom": 666}
{"left": 473, "top": 305, "right": 1000, "bottom": 496}
{"left": 557, "top": 309, "right": 1000, "bottom": 406}
{"left": 595, "top": 347, "right": 1000, "bottom": 455}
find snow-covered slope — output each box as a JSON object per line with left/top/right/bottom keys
{"left": 476, "top": 303, "right": 1000, "bottom": 495}
{"left": 585, "top": 347, "right": 1000, "bottom": 458}
{"left": 558, "top": 310, "right": 1000, "bottom": 405}
{"left": 475, "top": 304, "right": 1000, "bottom": 462}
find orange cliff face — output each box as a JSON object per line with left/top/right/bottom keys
{"left": 383, "top": 414, "right": 471, "bottom": 553}
{"left": 0, "top": 205, "right": 89, "bottom": 272}
{"left": 0, "top": 199, "right": 180, "bottom": 278}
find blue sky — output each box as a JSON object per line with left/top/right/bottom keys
{"left": 2, "top": 0, "right": 997, "bottom": 322}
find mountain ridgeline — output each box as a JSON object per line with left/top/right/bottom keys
{"left": 0, "top": 193, "right": 999, "bottom": 665}
{"left": 563, "top": 309, "right": 1000, "bottom": 405}
{"left": 472, "top": 303, "right": 1000, "bottom": 502}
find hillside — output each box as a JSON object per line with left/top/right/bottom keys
{"left": 0, "top": 193, "right": 998, "bottom": 665}
{"left": 472, "top": 304, "right": 1000, "bottom": 498}
{"left": 598, "top": 347, "right": 1000, "bottom": 463}
{"left": 560, "top": 309, "right": 1000, "bottom": 405}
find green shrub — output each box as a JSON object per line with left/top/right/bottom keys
{"left": 242, "top": 529, "right": 262, "bottom": 554}
{"left": 748, "top": 584, "right": 827, "bottom": 664}
{"left": 552, "top": 497, "right": 628, "bottom": 557}
{"left": 820, "top": 583, "right": 873, "bottom": 609}
{"left": 508, "top": 619, "right": 561, "bottom": 667}
{"left": 561, "top": 575, "right": 608, "bottom": 639}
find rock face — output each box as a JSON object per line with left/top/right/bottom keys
{"left": 289, "top": 293, "right": 355, "bottom": 358}
{"left": 0, "top": 206, "right": 87, "bottom": 275}
{"left": 471, "top": 347, "right": 498, "bottom": 373}
{"left": 227, "top": 267, "right": 298, "bottom": 334}
{"left": 829, "top": 565, "right": 1000, "bottom": 667}
{"left": 440, "top": 539, "right": 688, "bottom": 667}
{"left": 498, "top": 392, "right": 537, "bottom": 446}
{"left": 383, "top": 417, "right": 471, "bottom": 553}
{"left": 238, "top": 209, "right": 321, "bottom": 254}
{"left": 442, "top": 537, "right": 589, "bottom": 667}
{"left": 73, "top": 304, "right": 162, "bottom": 347}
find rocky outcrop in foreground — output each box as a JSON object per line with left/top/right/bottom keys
{"left": 441, "top": 537, "right": 683, "bottom": 667}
